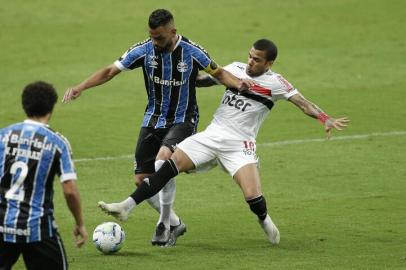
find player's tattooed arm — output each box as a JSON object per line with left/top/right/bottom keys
{"left": 196, "top": 73, "right": 220, "bottom": 87}
{"left": 289, "top": 93, "right": 350, "bottom": 138}
{"left": 288, "top": 93, "right": 326, "bottom": 120}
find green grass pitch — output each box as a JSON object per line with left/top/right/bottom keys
{"left": 1, "top": 0, "right": 406, "bottom": 269}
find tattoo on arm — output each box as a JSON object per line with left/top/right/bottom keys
{"left": 289, "top": 93, "right": 325, "bottom": 119}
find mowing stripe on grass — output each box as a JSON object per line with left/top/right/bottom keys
{"left": 74, "top": 130, "right": 406, "bottom": 163}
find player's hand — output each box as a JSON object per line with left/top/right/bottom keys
{"left": 238, "top": 79, "right": 255, "bottom": 92}
{"left": 325, "top": 117, "right": 350, "bottom": 139}
{"left": 73, "top": 224, "right": 88, "bottom": 248}
{"left": 62, "top": 87, "right": 82, "bottom": 103}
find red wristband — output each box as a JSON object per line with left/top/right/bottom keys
{"left": 317, "top": 112, "right": 330, "bottom": 124}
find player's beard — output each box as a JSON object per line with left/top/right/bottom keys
{"left": 154, "top": 41, "right": 173, "bottom": 53}
{"left": 246, "top": 67, "right": 256, "bottom": 77}
{"left": 246, "top": 67, "right": 263, "bottom": 77}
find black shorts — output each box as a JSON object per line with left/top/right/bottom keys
{"left": 134, "top": 121, "right": 196, "bottom": 174}
{"left": 0, "top": 232, "right": 68, "bottom": 270}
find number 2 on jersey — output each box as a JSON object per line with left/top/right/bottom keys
{"left": 5, "top": 161, "right": 28, "bottom": 202}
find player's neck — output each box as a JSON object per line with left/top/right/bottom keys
{"left": 28, "top": 114, "right": 51, "bottom": 125}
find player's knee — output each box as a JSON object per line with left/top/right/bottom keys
{"left": 134, "top": 175, "right": 144, "bottom": 186}
{"left": 247, "top": 195, "right": 267, "bottom": 220}
{"left": 171, "top": 150, "right": 194, "bottom": 172}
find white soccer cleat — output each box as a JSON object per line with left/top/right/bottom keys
{"left": 259, "top": 214, "right": 280, "bottom": 244}
{"left": 98, "top": 201, "right": 130, "bottom": 222}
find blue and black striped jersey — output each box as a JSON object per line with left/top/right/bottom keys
{"left": 0, "top": 120, "right": 76, "bottom": 243}
{"left": 115, "top": 35, "right": 216, "bottom": 128}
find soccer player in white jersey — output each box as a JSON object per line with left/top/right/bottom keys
{"left": 98, "top": 39, "right": 349, "bottom": 245}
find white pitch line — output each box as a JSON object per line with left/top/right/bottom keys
{"left": 259, "top": 130, "right": 406, "bottom": 147}
{"left": 74, "top": 130, "right": 406, "bottom": 163}
{"left": 74, "top": 154, "right": 132, "bottom": 163}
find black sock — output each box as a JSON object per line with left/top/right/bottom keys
{"left": 247, "top": 196, "right": 267, "bottom": 220}
{"left": 130, "top": 159, "right": 179, "bottom": 204}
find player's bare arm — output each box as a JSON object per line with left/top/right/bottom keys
{"left": 62, "top": 64, "right": 121, "bottom": 103}
{"left": 205, "top": 62, "right": 254, "bottom": 92}
{"left": 195, "top": 73, "right": 219, "bottom": 87}
{"left": 62, "top": 180, "right": 88, "bottom": 247}
{"left": 289, "top": 93, "right": 350, "bottom": 138}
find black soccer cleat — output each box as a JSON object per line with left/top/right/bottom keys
{"left": 151, "top": 222, "right": 170, "bottom": 246}
{"left": 166, "top": 219, "right": 187, "bottom": 246}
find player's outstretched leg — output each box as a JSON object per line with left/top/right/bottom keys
{"left": 247, "top": 196, "right": 280, "bottom": 244}
{"left": 258, "top": 214, "right": 280, "bottom": 244}
{"left": 98, "top": 198, "right": 135, "bottom": 222}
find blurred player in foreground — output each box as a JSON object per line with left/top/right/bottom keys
{"left": 0, "top": 81, "right": 87, "bottom": 269}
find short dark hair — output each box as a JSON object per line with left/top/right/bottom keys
{"left": 253, "top": 39, "right": 278, "bottom": 61}
{"left": 22, "top": 81, "right": 58, "bottom": 117}
{"left": 148, "top": 9, "right": 174, "bottom": 29}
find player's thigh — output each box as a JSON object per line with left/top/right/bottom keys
{"left": 176, "top": 132, "right": 217, "bottom": 171}
{"left": 22, "top": 234, "right": 68, "bottom": 270}
{"left": 216, "top": 139, "right": 261, "bottom": 199}
{"left": 162, "top": 121, "right": 196, "bottom": 152}
{"left": 233, "top": 163, "right": 262, "bottom": 200}
{"left": 134, "top": 127, "right": 166, "bottom": 174}
{"left": 0, "top": 238, "right": 22, "bottom": 270}
{"left": 217, "top": 139, "right": 258, "bottom": 177}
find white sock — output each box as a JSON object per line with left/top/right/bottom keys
{"left": 170, "top": 212, "right": 180, "bottom": 227}
{"left": 158, "top": 178, "right": 178, "bottom": 227}
{"left": 146, "top": 194, "right": 161, "bottom": 213}
{"left": 155, "top": 160, "right": 180, "bottom": 227}
{"left": 121, "top": 197, "right": 136, "bottom": 212}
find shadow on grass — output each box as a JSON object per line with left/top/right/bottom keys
{"left": 91, "top": 250, "right": 153, "bottom": 257}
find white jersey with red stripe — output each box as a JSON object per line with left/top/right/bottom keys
{"left": 208, "top": 62, "right": 299, "bottom": 140}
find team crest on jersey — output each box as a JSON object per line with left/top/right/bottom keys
{"left": 177, "top": 61, "right": 188, "bottom": 72}
{"left": 148, "top": 55, "right": 158, "bottom": 69}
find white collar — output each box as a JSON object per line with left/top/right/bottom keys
{"left": 24, "top": 119, "right": 49, "bottom": 128}
{"left": 173, "top": 35, "right": 182, "bottom": 51}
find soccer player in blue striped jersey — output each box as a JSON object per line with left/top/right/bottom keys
{"left": 0, "top": 81, "right": 87, "bottom": 270}
{"left": 62, "top": 9, "right": 253, "bottom": 246}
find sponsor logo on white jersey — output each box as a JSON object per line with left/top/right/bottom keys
{"left": 221, "top": 92, "right": 252, "bottom": 112}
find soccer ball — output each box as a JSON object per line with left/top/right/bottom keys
{"left": 92, "top": 222, "right": 125, "bottom": 254}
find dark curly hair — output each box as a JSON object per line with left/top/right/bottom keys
{"left": 148, "top": 9, "right": 174, "bottom": 29}
{"left": 22, "top": 81, "right": 58, "bottom": 117}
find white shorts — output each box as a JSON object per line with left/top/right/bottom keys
{"left": 177, "top": 126, "right": 258, "bottom": 176}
